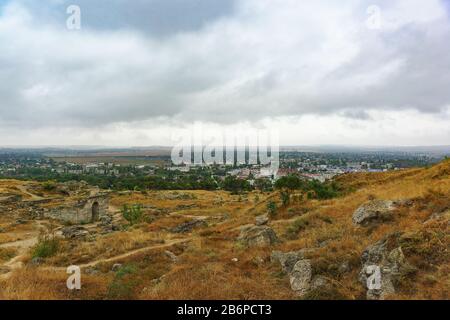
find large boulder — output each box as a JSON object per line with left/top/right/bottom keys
{"left": 359, "top": 234, "right": 416, "bottom": 300}
{"left": 271, "top": 250, "right": 306, "bottom": 274}
{"left": 238, "top": 225, "right": 279, "bottom": 247}
{"left": 352, "top": 200, "right": 396, "bottom": 226}
{"left": 272, "top": 250, "right": 327, "bottom": 297}
{"left": 289, "top": 259, "right": 313, "bottom": 296}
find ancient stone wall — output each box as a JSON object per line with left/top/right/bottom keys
{"left": 44, "top": 194, "right": 109, "bottom": 224}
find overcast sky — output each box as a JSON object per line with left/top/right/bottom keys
{"left": 0, "top": 0, "right": 449, "bottom": 146}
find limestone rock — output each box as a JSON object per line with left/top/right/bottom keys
{"left": 112, "top": 263, "right": 122, "bottom": 272}
{"left": 271, "top": 250, "right": 305, "bottom": 274}
{"left": 99, "top": 215, "right": 113, "bottom": 226}
{"left": 238, "top": 225, "right": 279, "bottom": 247}
{"left": 425, "top": 209, "right": 449, "bottom": 223}
{"left": 338, "top": 261, "right": 351, "bottom": 274}
{"left": 289, "top": 259, "right": 312, "bottom": 296}
{"left": 61, "top": 226, "right": 89, "bottom": 239}
{"left": 311, "top": 275, "right": 331, "bottom": 291}
{"left": 255, "top": 214, "right": 269, "bottom": 226}
{"left": 171, "top": 219, "right": 207, "bottom": 233}
{"left": 31, "top": 257, "right": 44, "bottom": 265}
{"left": 164, "top": 250, "right": 179, "bottom": 263}
{"left": 359, "top": 235, "right": 416, "bottom": 300}
{"left": 352, "top": 200, "right": 396, "bottom": 226}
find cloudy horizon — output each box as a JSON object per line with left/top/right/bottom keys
{"left": 0, "top": 0, "right": 449, "bottom": 146}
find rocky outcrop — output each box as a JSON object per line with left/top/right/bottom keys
{"left": 112, "top": 263, "right": 122, "bottom": 272}
{"left": 0, "top": 194, "right": 23, "bottom": 204}
{"left": 353, "top": 200, "right": 396, "bottom": 226}
{"left": 238, "top": 225, "right": 279, "bottom": 247}
{"left": 271, "top": 250, "right": 306, "bottom": 273}
{"left": 359, "top": 234, "right": 416, "bottom": 300}
{"left": 272, "top": 249, "right": 330, "bottom": 297}
{"left": 164, "top": 250, "right": 179, "bottom": 263}
{"left": 61, "top": 226, "right": 90, "bottom": 239}
{"left": 255, "top": 214, "right": 269, "bottom": 226}
{"left": 289, "top": 259, "right": 313, "bottom": 296}
{"left": 171, "top": 219, "right": 207, "bottom": 233}
{"left": 98, "top": 214, "right": 119, "bottom": 234}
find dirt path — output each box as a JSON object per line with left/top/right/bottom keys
{"left": 167, "top": 212, "right": 210, "bottom": 220}
{"left": 0, "top": 237, "right": 39, "bottom": 280}
{"left": 40, "top": 238, "right": 191, "bottom": 273}
{"left": 0, "top": 217, "right": 191, "bottom": 279}
{"left": 15, "top": 184, "right": 44, "bottom": 201}
{"left": 0, "top": 221, "right": 48, "bottom": 280}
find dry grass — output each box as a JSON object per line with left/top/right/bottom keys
{"left": 0, "top": 160, "right": 448, "bottom": 300}
{"left": 0, "top": 267, "right": 110, "bottom": 300}
{"left": 43, "top": 230, "right": 168, "bottom": 267}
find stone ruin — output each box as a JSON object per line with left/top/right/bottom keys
{"left": 44, "top": 193, "right": 109, "bottom": 224}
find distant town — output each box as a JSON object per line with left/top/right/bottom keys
{"left": 0, "top": 147, "right": 446, "bottom": 192}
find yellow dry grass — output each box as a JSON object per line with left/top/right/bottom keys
{"left": 0, "top": 160, "right": 448, "bottom": 300}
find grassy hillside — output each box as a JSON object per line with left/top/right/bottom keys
{"left": 0, "top": 160, "right": 448, "bottom": 300}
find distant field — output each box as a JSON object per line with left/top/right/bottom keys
{"left": 50, "top": 156, "right": 168, "bottom": 166}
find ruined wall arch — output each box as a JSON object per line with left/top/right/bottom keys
{"left": 91, "top": 201, "right": 100, "bottom": 222}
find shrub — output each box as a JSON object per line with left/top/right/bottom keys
{"left": 275, "top": 175, "right": 341, "bottom": 200}
{"left": 285, "top": 216, "right": 311, "bottom": 239}
{"left": 280, "top": 191, "right": 290, "bottom": 206}
{"left": 107, "top": 264, "right": 138, "bottom": 299}
{"left": 267, "top": 201, "right": 278, "bottom": 218}
{"left": 32, "top": 236, "right": 59, "bottom": 259}
{"left": 121, "top": 204, "right": 144, "bottom": 225}
{"left": 42, "top": 180, "right": 57, "bottom": 191}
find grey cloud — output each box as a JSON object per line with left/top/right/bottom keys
{"left": 0, "top": 0, "right": 450, "bottom": 131}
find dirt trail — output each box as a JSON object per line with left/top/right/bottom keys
{"left": 15, "top": 184, "right": 44, "bottom": 201}
{"left": 0, "top": 237, "right": 39, "bottom": 281}
{"left": 167, "top": 212, "right": 210, "bottom": 220}
{"left": 0, "top": 221, "right": 47, "bottom": 280}
{"left": 0, "top": 212, "right": 192, "bottom": 279}
{"left": 79, "top": 238, "right": 190, "bottom": 268}
{"left": 42, "top": 238, "right": 191, "bottom": 273}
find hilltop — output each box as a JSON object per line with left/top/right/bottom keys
{"left": 0, "top": 160, "right": 448, "bottom": 300}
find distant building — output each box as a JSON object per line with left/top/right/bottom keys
{"left": 168, "top": 166, "right": 190, "bottom": 172}
{"left": 275, "top": 168, "right": 298, "bottom": 179}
